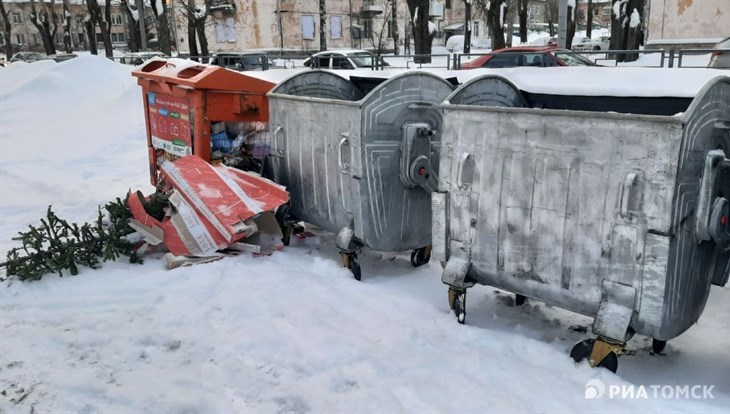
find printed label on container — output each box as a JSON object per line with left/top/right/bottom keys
{"left": 148, "top": 92, "right": 192, "bottom": 156}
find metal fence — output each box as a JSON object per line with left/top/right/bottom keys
{"left": 117, "top": 48, "right": 726, "bottom": 71}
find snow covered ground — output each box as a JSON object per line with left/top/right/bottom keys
{"left": 1, "top": 56, "right": 729, "bottom": 413}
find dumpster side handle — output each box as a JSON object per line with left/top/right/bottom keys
{"left": 338, "top": 133, "right": 351, "bottom": 173}
{"left": 619, "top": 173, "right": 638, "bottom": 219}
{"left": 457, "top": 153, "right": 475, "bottom": 190}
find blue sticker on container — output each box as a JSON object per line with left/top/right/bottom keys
{"left": 159, "top": 108, "right": 169, "bottom": 117}
{"left": 148, "top": 92, "right": 156, "bottom": 106}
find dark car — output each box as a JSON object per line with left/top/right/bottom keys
{"left": 708, "top": 36, "right": 730, "bottom": 69}
{"left": 459, "top": 46, "right": 598, "bottom": 69}
{"left": 302, "top": 50, "right": 390, "bottom": 69}
{"left": 9, "top": 52, "right": 46, "bottom": 63}
{"left": 121, "top": 52, "right": 168, "bottom": 65}
{"left": 209, "top": 52, "right": 273, "bottom": 71}
{"left": 44, "top": 53, "right": 79, "bottom": 62}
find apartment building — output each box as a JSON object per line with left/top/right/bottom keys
{"left": 0, "top": 0, "right": 151, "bottom": 52}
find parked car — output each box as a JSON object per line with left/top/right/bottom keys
{"left": 446, "top": 35, "right": 492, "bottom": 52}
{"left": 209, "top": 52, "right": 273, "bottom": 71}
{"left": 121, "top": 52, "right": 168, "bottom": 65}
{"left": 303, "top": 50, "right": 390, "bottom": 69}
{"left": 459, "top": 46, "right": 598, "bottom": 69}
{"left": 9, "top": 52, "right": 46, "bottom": 63}
{"left": 530, "top": 36, "right": 558, "bottom": 47}
{"left": 44, "top": 53, "right": 79, "bottom": 62}
{"left": 573, "top": 35, "right": 611, "bottom": 52}
{"left": 708, "top": 36, "right": 730, "bottom": 69}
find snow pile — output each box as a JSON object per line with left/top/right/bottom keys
{"left": 0, "top": 55, "right": 150, "bottom": 248}
{"left": 1, "top": 55, "right": 729, "bottom": 413}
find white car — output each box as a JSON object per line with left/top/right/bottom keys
{"left": 446, "top": 35, "right": 492, "bottom": 52}
{"left": 573, "top": 36, "right": 611, "bottom": 52}
{"left": 121, "top": 51, "right": 168, "bottom": 65}
{"left": 303, "top": 50, "right": 389, "bottom": 69}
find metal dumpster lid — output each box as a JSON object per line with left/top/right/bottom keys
{"left": 445, "top": 70, "right": 730, "bottom": 116}
{"left": 271, "top": 69, "right": 454, "bottom": 102}
{"left": 449, "top": 67, "right": 728, "bottom": 99}
{"left": 131, "top": 57, "right": 275, "bottom": 93}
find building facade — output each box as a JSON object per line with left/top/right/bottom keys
{"left": 1, "top": 0, "right": 152, "bottom": 53}
{"left": 173, "top": 0, "right": 415, "bottom": 54}
{"left": 647, "top": 0, "right": 729, "bottom": 41}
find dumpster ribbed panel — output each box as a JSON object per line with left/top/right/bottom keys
{"left": 269, "top": 71, "right": 453, "bottom": 253}
{"left": 441, "top": 74, "right": 730, "bottom": 340}
{"left": 661, "top": 77, "right": 730, "bottom": 339}
{"left": 357, "top": 74, "right": 453, "bottom": 251}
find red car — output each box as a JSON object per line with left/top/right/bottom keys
{"left": 459, "top": 46, "right": 597, "bottom": 69}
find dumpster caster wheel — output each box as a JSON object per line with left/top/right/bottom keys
{"left": 410, "top": 246, "right": 432, "bottom": 267}
{"left": 281, "top": 224, "right": 293, "bottom": 247}
{"left": 448, "top": 288, "right": 466, "bottom": 324}
{"left": 570, "top": 339, "right": 620, "bottom": 373}
{"left": 342, "top": 253, "right": 361, "bottom": 281}
{"left": 652, "top": 339, "right": 667, "bottom": 354}
{"left": 515, "top": 294, "right": 527, "bottom": 306}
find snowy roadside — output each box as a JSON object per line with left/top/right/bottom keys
{"left": 1, "top": 55, "right": 728, "bottom": 413}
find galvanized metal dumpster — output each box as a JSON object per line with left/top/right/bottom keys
{"left": 433, "top": 74, "right": 730, "bottom": 371}
{"left": 267, "top": 71, "right": 454, "bottom": 279}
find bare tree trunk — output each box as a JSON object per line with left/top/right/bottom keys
{"left": 85, "top": 18, "right": 98, "bottom": 54}
{"left": 87, "top": 0, "right": 112, "bottom": 57}
{"left": 29, "top": 0, "right": 58, "bottom": 55}
{"left": 319, "top": 0, "right": 326, "bottom": 51}
{"left": 62, "top": 0, "right": 72, "bottom": 52}
{"left": 483, "top": 0, "right": 506, "bottom": 51}
{"left": 185, "top": 0, "right": 199, "bottom": 59}
{"left": 195, "top": 23, "right": 208, "bottom": 58}
{"left": 518, "top": 0, "right": 527, "bottom": 43}
{"left": 391, "top": 0, "right": 399, "bottom": 55}
{"left": 101, "top": 0, "right": 113, "bottom": 57}
{"left": 545, "top": 0, "right": 556, "bottom": 36}
{"left": 406, "top": 0, "right": 431, "bottom": 62}
{"left": 586, "top": 0, "right": 593, "bottom": 39}
{"left": 566, "top": 2, "right": 576, "bottom": 49}
{"left": 610, "top": 0, "right": 623, "bottom": 51}
{"left": 622, "top": 0, "right": 644, "bottom": 61}
{"left": 120, "top": 0, "right": 140, "bottom": 52}
{"left": 463, "top": 0, "right": 471, "bottom": 53}
{"left": 151, "top": 0, "right": 172, "bottom": 55}
{"left": 0, "top": 0, "right": 13, "bottom": 61}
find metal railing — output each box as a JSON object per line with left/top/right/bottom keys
{"left": 452, "top": 48, "right": 727, "bottom": 70}
{"left": 119, "top": 47, "right": 726, "bottom": 71}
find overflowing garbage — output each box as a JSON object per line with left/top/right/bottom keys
{"left": 128, "top": 155, "right": 288, "bottom": 269}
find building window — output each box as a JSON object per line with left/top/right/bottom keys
{"left": 215, "top": 18, "right": 225, "bottom": 43}
{"left": 12, "top": 13, "right": 22, "bottom": 23}
{"left": 110, "top": 14, "right": 123, "bottom": 26}
{"left": 331, "top": 15, "right": 342, "bottom": 39}
{"left": 76, "top": 16, "right": 83, "bottom": 26}
{"left": 226, "top": 17, "right": 235, "bottom": 42}
{"left": 111, "top": 32, "right": 125, "bottom": 43}
{"left": 16, "top": 33, "right": 25, "bottom": 44}
{"left": 363, "top": 19, "right": 372, "bottom": 39}
{"left": 473, "top": 21, "right": 480, "bottom": 38}
{"left": 531, "top": 5, "right": 540, "bottom": 15}
{"left": 96, "top": 33, "right": 103, "bottom": 43}
{"left": 301, "top": 15, "right": 315, "bottom": 40}
{"left": 387, "top": 19, "right": 395, "bottom": 39}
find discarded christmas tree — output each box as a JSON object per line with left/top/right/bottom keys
{"left": 2, "top": 195, "right": 143, "bottom": 281}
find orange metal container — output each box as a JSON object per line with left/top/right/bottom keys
{"left": 132, "top": 58, "right": 276, "bottom": 186}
